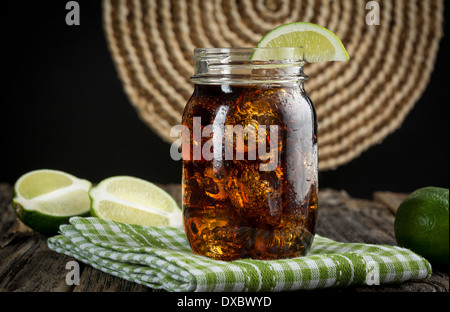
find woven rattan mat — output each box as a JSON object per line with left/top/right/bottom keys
{"left": 103, "top": 0, "right": 444, "bottom": 170}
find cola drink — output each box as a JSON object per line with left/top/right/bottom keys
{"left": 182, "top": 83, "right": 318, "bottom": 260}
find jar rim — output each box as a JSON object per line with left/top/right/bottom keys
{"left": 193, "top": 47, "right": 306, "bottom": 63}
{"left": 191, "top": 47, "right": 307, "bottom": 85}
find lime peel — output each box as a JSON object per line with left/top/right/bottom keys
{"left": 394, "top": 186, "right": 449, "bottom": 267}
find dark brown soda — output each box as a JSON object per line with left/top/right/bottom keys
{"left": 182, "top": 83, "right": 318, "bottom": 260}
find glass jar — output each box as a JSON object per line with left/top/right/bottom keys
{"left": 181, "top": 48, "right": 318, "bottom": 261}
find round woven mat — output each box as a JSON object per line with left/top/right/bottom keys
{"left": 103, "top": 0, "right": 444, "bottom": 171}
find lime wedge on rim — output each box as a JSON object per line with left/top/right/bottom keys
{"left": 254, "top": 22, "right": 349, "bottom": 62}
{"left": 89, "top": 176, "right": 182, "bottom": 227}
{"left": 13, "top": 169, "right": 91, "bottom": 235}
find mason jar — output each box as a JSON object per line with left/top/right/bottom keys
{"left": 181, "top": 48, "right": 318, "bottom": 260}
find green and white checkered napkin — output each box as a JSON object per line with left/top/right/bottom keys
{"left": 47, "top": 217, "right": 431, "bottom": 292}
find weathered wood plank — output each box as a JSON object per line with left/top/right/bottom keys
{"left": 0, "top": 233, "right": 41, "bottom": 290}
{"left": 315, "top": 189, "right": 397, "bottom": 245}
{"left": 73, "top": 265, "right": 152, "bottom": 292}
{"left": 0, "top": 182, "right": 448, "bottom": 292}
{"left": 373, "top": 191, "right": 408, "bottom": 214}
{"left": 0, "top": 184, "right": 14, "bottom": 234}
{"left": 0, "top": 233, "right": 73, "bottom": 292}
{"left": 0, "top": 184, "right": 17, "bottom": 248}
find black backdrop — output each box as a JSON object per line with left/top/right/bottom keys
{"left": 2, "top": 1, "right": 449, "bottom": 198}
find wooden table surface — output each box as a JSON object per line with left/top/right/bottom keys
{"left": 0, "top": 182, "right": 448, "bottom": 292}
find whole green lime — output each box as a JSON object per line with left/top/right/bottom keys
{"left": 394, "top": 187, "right": 449, "bottom": 267}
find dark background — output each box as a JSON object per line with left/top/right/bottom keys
{"left": 2, "top": 1, "right": 449, "bottom": 199}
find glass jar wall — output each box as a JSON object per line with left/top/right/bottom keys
{"left": 182, "top": 48, "right": 318, "bottom": 260}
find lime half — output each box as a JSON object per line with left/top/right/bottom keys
{"left": 254, "top": 22, "right": 349, "bottom": 62}
{"left": 13, "top": 169, "right": 91, "bottom": 235}
{"left": 90, "top": 176, "right": 182, "bottom": 227}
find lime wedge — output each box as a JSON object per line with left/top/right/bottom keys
{"left": 13, "top": 169, "right": 91, "bottom": 235}
{"left": 89, "top": 176, "right": 182, "bottom": 227}
{"left": 254, "top": 22, "right": 349, "bottom": 62}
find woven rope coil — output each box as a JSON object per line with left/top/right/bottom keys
{"left": 103, "top": 0, "right": 444, "bottom": 171}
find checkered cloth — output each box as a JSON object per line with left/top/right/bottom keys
{"left": 47, "top": 217, "right": 431, "bottom": 292}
